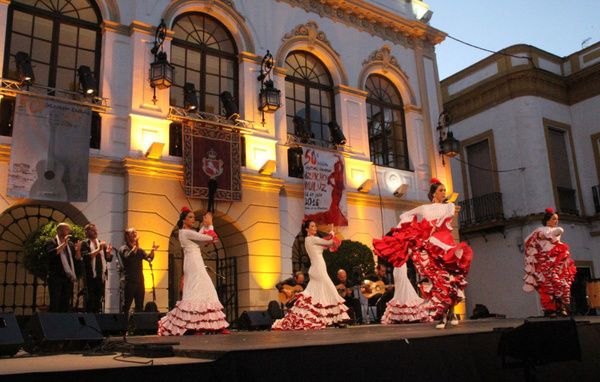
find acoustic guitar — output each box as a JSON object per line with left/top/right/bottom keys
{"left": 30, "top": 108, "right": 67, "bottom": 201}
{"left": 361, "top": 280, "right": 393, "bottom": 299}
{"left": 278, "top": 284, "right": 304, "bottom": 304}
{"left": 336, "top": 284, "right": 350, "bottom": 298}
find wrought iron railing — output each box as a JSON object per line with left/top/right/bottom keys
{"left": 592, "top": 185, "right": 600, "bottom": 214}
{"left": 557, "top": 186, "right": 579, "bottom": 215}
{"left": 458, "top": 192, "right": 505, "bottom": 227}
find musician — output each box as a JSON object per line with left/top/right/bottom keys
{"left": 78, "top": 224, "right": 112, "bottom": 313}
{"left": 365, "top": 263, "right": 394, "bottom": 322}
{"left": 276, "top": 271, "right": 307, "bottom": 306}
{"left": 336, "top": 269, "right": 363, "bottom": 324}
{"left": 118, "top": 228, "right": 159, "bottom": 314}
{"left": 44, "top": 223, "right": 82, "bottom": 312}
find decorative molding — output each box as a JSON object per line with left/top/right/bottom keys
{"left": 275, "top": 0, "right": 446, "bottom": 47}
{"left": 102, "top": 20, "right": 129, "bottom": 35}
{"left": 282, "top": 21, "right": 337, "bottom": 55}
{"left": 362, "top": 45, "right": 403, "bottom": 74}
{"left": 334, "top": 84, "right": 368, "bottom": 98}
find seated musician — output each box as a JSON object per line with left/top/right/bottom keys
{"left": 336, "top": 269, "right": 363, "bottom": 324}
{"left": 365, "top": 263, "right": 394, "bottom": 323}
{"left": 276, "top": 271, "right": 307, "bottom": 308}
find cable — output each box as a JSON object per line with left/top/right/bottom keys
{"left": 447, "top": 35, "right": 536, "bottom": 66}
{"left": 450, "top": 155, "right": 525, "bottom": 173}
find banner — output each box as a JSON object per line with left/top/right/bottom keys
{"left": 183, "top": 121, "right": 242, "bottom": 201}
{"left": 303, "top": 147, "right": 348, "bottom": 226}
{"left": 7, "top": 95, "right": 92, "bottom": 202}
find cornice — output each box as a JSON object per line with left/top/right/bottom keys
{"left": 239, "top": 51, "right": 262, "bottom": 64}
{"left": 334, "top": 84, "right": 368, "bottom": 98}
{"left": 275, "top": 0, "right": 446, "bottom": 47}
{"left": 241, "top": 173, "right": 284, "bottom": 193}
{"left": 102, "top": 20, "right": 129, "bottom": 36}
{"left": 444, "top": 63, "right": 600, "bottom": 123}
{"left": 89, "top": 156, "right": 125, "bottom": 176}
{"left": 0, "top": 144, "right": 9, "bottom": 163}
{"left": 122, "top": 157, "right": 183, "bottom": 179}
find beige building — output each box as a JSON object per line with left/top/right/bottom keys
{"left": 0, "top": 0, "right": 453, "bottom": 319}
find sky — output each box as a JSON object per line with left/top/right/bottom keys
{"left": 426, "top": 0, "right": 600, "bottom": 80}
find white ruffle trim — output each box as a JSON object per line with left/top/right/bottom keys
{"left": 158, "top": 300, "right": 229, "bottom": 336}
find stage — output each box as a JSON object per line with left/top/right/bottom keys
{"left": 2, "top": 317, "right": 600, "bottom": 381}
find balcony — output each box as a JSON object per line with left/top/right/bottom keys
{"left": 458, "top": 192, "right": 505, "bottom": 234}
{"left": 557, "top": 186, "right": 579, "bottom": 216}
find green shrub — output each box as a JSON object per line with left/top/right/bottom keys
{"left": 323, "top": 239, "right": 375, "bottom": 283}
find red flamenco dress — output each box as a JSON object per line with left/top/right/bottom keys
{"left": 373, "top": 203, "right": 473, "bottom": 319}
{"left": 523, "top": 226, "right": 576, "bottom": 313}
{"left": 272, "top": 234, "right": 349, "bottom": 330}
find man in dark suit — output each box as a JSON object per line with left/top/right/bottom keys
{"left": 336, "top": 269, "right": 363, "bottom": 324}
{"left": 365, "top": 263, "right": 394, "bottom": 323}
{"left": 79, "top": 223, "right": 112, "bottom": 313}
{"left": 276, "top": 271, "right": 307, "bottom": 308}
{"left": 45, "top": 222, "right": 81, "bottom": 312}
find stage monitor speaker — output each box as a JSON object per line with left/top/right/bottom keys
{"left": 128, "top": 312, "right": 165, "bottom": 335}
{"left": 238, "top": 310, "right": 272, "bottom": 331}
{"left": 498, "top": 317, "right": 581, "bottom": 366}
{"left": 0, "top": 313, "right": 24, "bottom": 356}
{"left": 95, "top": 313, "right": 128, "bottom": 336}
{"left": 24, "top": 313, "right": 103, "bottom": 354}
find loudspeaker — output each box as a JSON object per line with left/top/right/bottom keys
{"left": 128, "top": 312, "right": 165, "bottom": 335}
{"left": 95, "top": 313, "right": 128, "bottom": 336}
{"left": 499, "top": 317, "right": 581, "bottom": 366}
{"left": 0, "top": 313, "right": 24, "bottom": 356}
{"left": 24, "top": 313, "right": 103, "bottom": 353}
{"left": 238, "top": 310, "right": 272, "bottom": 331}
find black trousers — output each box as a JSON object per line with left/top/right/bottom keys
{"left": 48, "top": 275, "right": 73, "bottom": 312}
{"left": 85, "top": 277, "right": 105, "bottom": 313}
{"left": 123, "top": 280, "right": 144, "bottom": 314}
{"left": 369, "top": 291, "right": 394, "bottom": 321}
{"left": 344, "top": 296, "right": 363, "bottom": 324}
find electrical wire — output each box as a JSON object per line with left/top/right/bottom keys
{"left": 446, "top": 34, "right": 536, "bottom": 66}
{"left": 450, "top": 156, "right": 525, "bottom": 173}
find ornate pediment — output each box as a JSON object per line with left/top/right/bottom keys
{"left": 362, "top": 45, "right": 403, "bottom": 73}
{"left": 282, "top": 20, "right": 336, "bottom": 53}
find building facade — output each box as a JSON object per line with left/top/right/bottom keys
{"left": 0, "top": 0, "right": 451, "bottom": 318}
{"left": 442, "top": 42, "right": 600, "bottom": 318}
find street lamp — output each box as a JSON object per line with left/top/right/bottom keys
{"left": 257, "top": 50, "right": 281, "bottom": 124}
{"left": 149, "top": 19, "right": 174, "bottom": 103}
{"left": 437, "top": 110, "right": 460, "bottom": 164}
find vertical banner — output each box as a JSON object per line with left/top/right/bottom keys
{"left": 303, "top": 148, "right": 348, "bottom": 226}
{"left": 182, "top": 121, "right": 242, "bottom": 201}
{"left": 7, "top": 94, "right": 92, "bottom": 202}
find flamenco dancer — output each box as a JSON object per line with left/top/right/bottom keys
{"left": 272, "top": 220, "right": 350, "bottom": 330}
{"left": 523, "top": 208, "right": 576, "bottom": 317}
{"left": 158, "top": 208, "right": 229, "bottom": 335}
{"left": 373, "top": 178, "right": 473, "bottom": 329}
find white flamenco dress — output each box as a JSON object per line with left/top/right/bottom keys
{"left": 158, "top": 226, "right": 229, "bottom": 335}
{"left": 381, "top": 264, "right": 432, "bottom": 324}
{"left": 272, "top": 234, "right": 350, "bottom": 330}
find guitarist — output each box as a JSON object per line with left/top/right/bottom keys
{"left": 118, "top": 228, "right": 159, "bottom": 315}
{"left": 79, "top": 224, "right": 112, "bottom": 313}
{"left": 276, "top": 271, "right": 306, "bottom": 308}
{"left": 365, "top": 263, "right": 394, "bottom": 323}
{"left": 336, "top": 269, "right": 363, "bottom": 324}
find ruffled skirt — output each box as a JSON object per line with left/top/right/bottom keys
{"left": 158, "top": 300, "right": 229, "bottom": 336}
{"left": 271, "top": 293, "right": 350, "bottom": 330}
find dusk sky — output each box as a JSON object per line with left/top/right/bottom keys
{"left": 426, "top": 0, "right": 600, "bottom": 80}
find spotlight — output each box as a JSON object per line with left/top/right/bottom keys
{"left": 393, "top": 184, "right": 409, "bottom": 198}
{"left": 183, "top": 83, "right": 197, "bottom": 111}
{"left": 15, "top": 52, "right": 34, "bottom": 85}
{"left": 77, "top": 65, "right": 97, "bottom": 95}
{"left": 358, "top": 179, "right": 373, "bottom": 193}
{"left": 220, "top": 91, "right": 240, "bottom": 120}
{"left": 293, "top": 116, "right": 313, "bottom": 143}
{"left": 328, "top": 121, "right": 347, "bottom": 146}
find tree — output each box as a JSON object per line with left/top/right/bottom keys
{"left": 323, "top": 239, "right": 375, "bottom": 283}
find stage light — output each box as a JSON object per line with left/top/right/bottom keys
{"left": 184, "top": 83, "right": 198, "bottom": 111}
{"left": 15, "top": 52, "right": 34, "bottom": 85}
{"left": 358, "top": 179, "right": 373, "bottom": 193}
{"left": 328, "top": 121, "right": 347, "bottom": 146}
{"left": 393, "top": 184, "right": 409, "bottom": 198}
{"left": 145, "top": 142, "right": 164, "bottom": 159}
{"left": 220, "top": 91, "right": 240, "bottom": 120}
{"left": 77, "top": 65, "right": 97, "bottom": 95}
{"left": 258, "top": 159, "right": 277, "bottom": 176}
{"left": 293, "top": 116, "right": 313, "bottom": 143}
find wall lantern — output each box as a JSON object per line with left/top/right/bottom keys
{"left": 437, "top": 110, "right": 460, "bottom": 164}
{"left": 149, "top": 19, "right": 174, "bottom": 103}
{"left": 257, "top": 50, "right": 281, "bottom": 123}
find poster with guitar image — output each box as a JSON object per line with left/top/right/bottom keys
{"left": 7, "top": 94, "right": 92, "bottom": 202}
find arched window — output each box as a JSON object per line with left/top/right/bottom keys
{"left": 170, "top": 13, "right": 238, "bottom": 114}
{"left": 285, "top": 51, "right": 335, "bottom": 147}
{"left": 2, "top": 0, "right": 102, "bottom": 147}
{"left": 366, "top": 75, "right": 409, "bottom": 170}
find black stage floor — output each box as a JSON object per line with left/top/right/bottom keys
{"left": 2, "top": 317, "right": 600, "bottom": 382}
